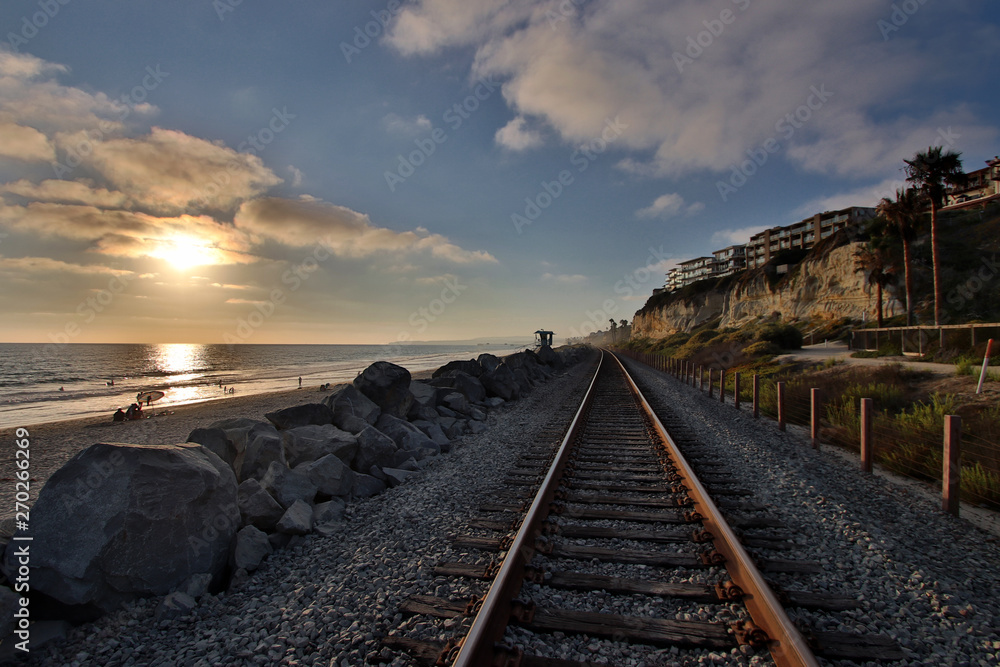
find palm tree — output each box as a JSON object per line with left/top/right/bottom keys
{"left": 855, "top": 244, "right": 894, "bottom": 327}
{"left": 876, "top": 187, "right": 922, "bottom": 326}
{"left": 609, "top": 319, "right": 618, "bottom": 344}
{"left": 904, "top": 147, "right": 966, "bottom": 325}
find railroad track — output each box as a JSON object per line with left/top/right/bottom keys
{"left": 382, "top": 350, "right": 903, "bottom": 665}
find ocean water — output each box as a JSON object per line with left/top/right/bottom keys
{"left": 0, "top": 342, "right": 521, "bottom": 429}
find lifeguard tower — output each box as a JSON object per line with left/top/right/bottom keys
{"left": 534, "top": 330, "right": 554, "bottom": 347}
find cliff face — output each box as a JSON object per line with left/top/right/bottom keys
{"left": 634, "top": 242, "right": 900, "bottom": 337}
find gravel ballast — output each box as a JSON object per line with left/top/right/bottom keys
{"left": 623, "top": 357, "right": 1000, "bottom": 666}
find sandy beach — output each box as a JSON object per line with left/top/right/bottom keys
{"left": 0, "top": 372, "right": 435, "bottom": 523}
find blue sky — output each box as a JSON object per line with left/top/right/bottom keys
{"left": 0, "top": 0, "right": 997, "bottom": 344}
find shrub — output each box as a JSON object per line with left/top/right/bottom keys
{"left": 756, "top": 323, "right": 803, "bottom": 350}
{"left": 743, "top": 341, "right": 781, "bottom": 357}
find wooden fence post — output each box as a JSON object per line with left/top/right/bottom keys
{"left": 708, "top": 368, "right": 714, "bottom": 398}
{"left": 752, "top": 374, "right": 760, "bottom": 419}
{"left": 777, "top": 381, "right": 786, "bottom": 431}
{"left": 734, "top": 373, "right": 741, "bottom": 410}
{"left": 720, "top": 369, "right": 726, "bottom": 404}
{"left": 943, "top": 415, "right": 962, "bottom": 516}
{"left": 810, "top": 388, "right": 821, "bottom": 449}
{"left": 860, "top": 398, "right": 873, "bottom": 473}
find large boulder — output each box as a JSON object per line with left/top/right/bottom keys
{"left": 237, "top": 431, "right": 286, "bottom": 482}
{"left": 447, "top": 372, "right": 486, "bottom": 403}
{"left": 281, "top": 424, "right": 358, "bottom": 468}
{"left": 299, "top": 454, "right": 355, "bottom": 498}
{"left": 413, "top": 420, "right": 450, "bottom": 447}
{"left": 353, "top": 362, "right": 413, "bottom": 419}
{"left": 432, "top": 359, "right": 483, "bottom": 378}
{"left": 323, "top": 384, "right": 381, "bottom": 428}
{"left": 353, "top": 426, "right": 400, "bottom": 472}
{"left": 477, "top": 353, "right": 501, "bottom": 373}
{"left": 237, "top": 479, "right": 284, "bottom": 532}
{"left": 408, "top": 381, "right": 439, "bottom": 415}
{"left": 442, "top": 392, "right": 471, "bottom": 416}
{"left": 2, "top": 443, "right": 239, "bottom": 612}
{"left": 186, "top": 428, "right": 237, "bottom": 468}
{"left": 480, "top": 364, "right": 520, "bottom": 401}
{"left": 265, "top": 403, "right": 334, "bottom": 430}
{"left": 374, "top": 414, "right": 439, "bottom": 453}
{"left": 276, "top": 500, "right": 313, "bottom": 535}
{"left": 260, "top": 461, "right": 318, "bottom": 508}
{"left": 209, "top": 419, "right": 277, "bottom": 452}
{"left": 351, "top": 474, "right": 387, "bottom": 498}
{"left": 536, "top": 345, "right": 562, "bottom": 368}
{"left": 233, "top": 526, "right": 272, "bottom": 572}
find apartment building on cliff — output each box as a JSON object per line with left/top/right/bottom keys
{"left": 664, "top": 206, "right": 875, "bottom": 291}
{"left": 944, "top": 156, "right": 1000, "bottom": 210}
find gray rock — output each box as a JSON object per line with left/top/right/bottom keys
{"left": 477, "top": 353, "right": 501, "bottom": 373}
{"left": 210, "top": 419, "right": 277, "bottom": 453}
{"left": 156, "top": 591, "right": 197, "bottom": 620}
{"left": 312, "top": 499, "right": 346, "bottom": 526}
{"left": 395, "top": 457, "right": 420, "bottom": 472}
{"left": 335, "top": 414, "right": 370, "bottom": 435}
{"left": 410, "top": 405, "right": 440, "bottom": 422}
{"left": 260, "top": 461, "right": 318, "bottom": 508}
{"left": 237, "top": 478, "right": 284, "bottom": 532}
{"left": 512, "top": 368, "right": 533, "bottom": 393}
{"left": 179, "top": 572, "right": 213, "bottom": 599}
{"left": 300, "top": 454, "right": 355, "bottom": 498}
{"left": 276, "top": 500, "right": 313, "bottom": 535}
{"left": 468, "top": 406, "right": 487, "bottom": 421}
{"left": 351, "top": 473, "right": 387, "bottom": 498}
{"left": 0, "top": 443, "right": 239, "bottom": 612}
{"left": 382, "top": 468, "right": 415, "bottom": 487}
{"left": 237, "top": 431, "right": 286, "bottom": 482}
{"left": 353, "top": 361, "right": 413, "bottom": 419}
{"left": 186, "top": 428, "right": 237, "bottom": 468}
{"left": 265, "top": 403, "right": 334, "bottom": 430}
{"left": 233, "top": 525, "right": 272, "bottom": 571}
{"left": 437, "top": 416, "right": 457, "bottom": 430}
{"left": 481, "top": 364, "right": 520, "bottom": 401}
{"left": 367, "top": 464, "right": 388, "bottom": 482}
{"left": 437, "top": 405, "right": 458, "bottom": 418}
{"left": 445, "top": 420, "right": 470, "bottom": 439}
{"left": 469, "top": 420, "right": 488, "bottom": 434}
{"left": 374, "top": 414, "right": 440, "bottom": 453}
{"left": 353, "top": 426, "right": 400, "bottom": 472}
{"left": 484, "top": 397, "right": 505, "bottom": 409}
{"left": 432, "top": 359, "right": 483, "bottom": 378}
{"left": 442, "top": 392, "right": 471, "bottom": 415}
{"left": 536, "top": 344, "right": 562, "bottom": 367}
{"left": 413, "top": 420, "right": 450, "bottom": 446}
{"left": 281, "top": 424, "right": 358, "bottom": 468}
{"left": 268, "top": 533, "right": 292, "bottom": 551}
{"left": 448, "top": 372, "right": 486, "bottom": 403}
{"left": 323, "top": 383, "right": 382, "bottom": 427}
{"left": 408, "top": 380, "right": 439, "bottom": 411}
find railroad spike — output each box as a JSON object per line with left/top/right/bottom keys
{"left": 731, "top": 620, "right": 771, "bottom": 649}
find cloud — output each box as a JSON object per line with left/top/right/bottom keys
{"left": 0, "top": 122, "right": 55, "bottom": 162}
{"left": 790, "top": 178, "right": 907, "bottom": 218}
{"left": 710, "top": 225, "right": 770, "bottom": 248}
{"left": 389, "top": 1, "right": 997, "bottom": 179}
{"left": 0, "top": 179, "right": 129, "bottom": 208}
{"left": 287, "top": 165, "right": 304, "bottom": 188}
{"left": 495, "top": 117, "right": 543, "bottom": 151}
{"left": 383, "top": 113, "right": 433, "bottom": 135}
{"left": 636, "top": 193, "right": 703, "bottom": 220}
{"left": 234, "top": 197, "right": 498, "bottom": 264}
{"left": 541, "top": 272, "right": 587, "bottom": 286}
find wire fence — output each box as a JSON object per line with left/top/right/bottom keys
{"left": 618, "top": 350, "right": 1000, "bottom": 514}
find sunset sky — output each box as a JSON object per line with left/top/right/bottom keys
{"left": 0, "top": 0, "right": 997, "bottom": 345}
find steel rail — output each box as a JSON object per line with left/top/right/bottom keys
{"left": 610, "top": 351, "right": 821, "bottom": 667}
{"left": 451, "top": 350, "right": 606, "bottom": 666}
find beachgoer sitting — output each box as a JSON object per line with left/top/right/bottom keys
{"left": 113, "top": 408, "right": 126, "bottom": 422}
{"left": 132, "top": 403, "right": 144, "bottom": 419}
{"left": 125, "top": 403, "right": 136, "bottom": 420}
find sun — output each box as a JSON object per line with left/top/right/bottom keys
{"left": 151, "top": 236, "right": 221, "bottom": 271}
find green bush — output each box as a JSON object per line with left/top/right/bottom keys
{"left": 743, "top": 341, "right": 781, "bottom": 357}
{"left": 756, "top": 323, "right": 803, "bottom": 350}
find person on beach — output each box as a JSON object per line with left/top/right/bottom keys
{"left": 125, "top": 403, "right": 136, "bottom": 420}
{"left": 299, "top": 376, "right": 302, "bottom": 387}
{"left": 113, "top": 408, "right": 126, "bottom": 422}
